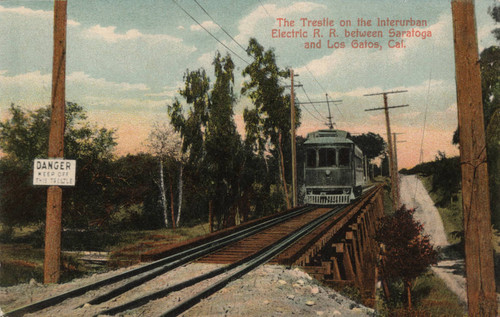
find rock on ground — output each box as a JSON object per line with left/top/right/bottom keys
{"left": 0, "top": 262, "right": 375, "bottom": 316}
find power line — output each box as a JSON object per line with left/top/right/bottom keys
{"left": 255, "top": 1, "right": 333, "bottom": 113}
{"left": 257, "top": 0, "right": 271, "bottom": 17}
{"left": 327, "top": 93, "right": 345, "bottom": 120}
{"left": 172, "top": 0, "right": 250, "bottom": 65}
{"left": 296, "top": 97, "right": 324, "bottom": 123}
{"left": 192, "top": 0, "right": 248, "bottom": 53}
{"left": 300, "top": 85, "right": 328, "bottom": 122}
{"left": 304, "top": 64, "right": 328, "bottom": 94}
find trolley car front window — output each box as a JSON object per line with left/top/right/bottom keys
{"left": 306, "top": 149, "right": 317, "bottom": 167}
{"left": 339, "top": 148, "right": 350, "bottom": 166}
{"left": 319, "top": 148, "right": 336, "bottom": 167}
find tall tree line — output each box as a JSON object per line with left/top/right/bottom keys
{"left": 0, "top": 39, "right": 300, "bottom": 234}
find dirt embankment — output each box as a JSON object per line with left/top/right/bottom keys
{"left": 399, "top": 174, "right": 466, "bottom": 303}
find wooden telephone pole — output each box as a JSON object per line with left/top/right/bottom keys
{"left": 45, "top": 0, "right": 67, "bottom": 284}
{"left": 290, "top": 69, "right": 298, "bottom": 207}
{"left": 452, "top": 0, "right": 496, "bottom": 315}
{"left": 364, "top": 91, "right": 408, "bottom": 211}
{"left": 392, "top": 133, "right": 405, "bottom": 208}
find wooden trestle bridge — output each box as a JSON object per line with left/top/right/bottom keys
{"left": 5, "top": 185, "right": 384, "bottom": 316}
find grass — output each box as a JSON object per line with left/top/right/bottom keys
{"left": 373, "top": 176, "right": 393, "bottom": 215}
{"left": 375, "top": 271, "right": 466, "bottom": 317}
{"left": 419, "top": 176, "right": 463, "bottom": 245}
{"left": 412, "top": 271, "right": 466, "bottom": 316}
{"left": 0, "top": 223, "right": 211, "bottom": 286}
{"left": 373, "top": 176, "right": 467, "bottom": 316}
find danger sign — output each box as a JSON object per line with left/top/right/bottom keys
{"left": 33, "top": 159, "right": 76, "bottom": 186}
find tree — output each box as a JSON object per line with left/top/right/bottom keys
{"left": 241, "top": 38, "right": 300, "bottom": 210}
{"left": 169, "top": 69, "right": 210, "bottom": 165}
{"left": 205, "top": 52, "right": 244, "bottom": 229}
{"left": 147, "top": 122, "right": 182, "bottom": 229}
{"left": 350, "top": 132, "right": 386, "bottom": 162}
{"left": 168, "top": 53, "right": 245, "bottom": 230}
{"left": 0, "top": 103, "right": 117, "bottom": 230}
{"left": 375, "top": 206, "right": 438, "bottom": 310}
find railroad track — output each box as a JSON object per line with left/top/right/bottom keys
{"left": 5, "top": 187, "right": 379, "bottom": 317}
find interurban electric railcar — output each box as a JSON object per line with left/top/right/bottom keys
{"left": 303, "top": 129, "right": 365, "bottom": 205}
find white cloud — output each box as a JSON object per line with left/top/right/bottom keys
{"left": 0, "top": 70, "right": 50, "bottom": 87}
{"left": 235, "top": 2, "right": 326, "bottom": 44}
{"left": 82, "top": 24, "right": 183, "bottom": 44}
{"left": 296, "top": 50, "right": 349, "bottom": 77}
{"left": 190, "top": 20, "right": 218, "bottom": 32}
{"left": 0, "top": 70, "right": 156, "bottom": 112}
{"left": 0, "top": 5, "right": 80, "bottom": 26}
{"left": 67, "top": 71, "right": 150, "bottom": 91}
{"left": 145, "top": 82, "right": 183, "bottom": 98}
{"left": 197, "top": 52, "right": 214, "bottom": 68}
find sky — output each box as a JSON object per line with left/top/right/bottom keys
{"left": 1, "top": 0, "right": 498, "bottom": 169}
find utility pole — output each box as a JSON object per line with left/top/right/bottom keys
{"left": 364, "top": 91, "right": 408, "bottom": 211}
{"left": 392, "top": 133, "right": 405, "bottom": 208}
{"left": 452, "top": 0, "right": 496, "bottom": 315}
{"left": 290, "top": 69, "right": 298, "bottom": 207}
{"left": 44, "top": 0, "right": 67, "bottom": 284}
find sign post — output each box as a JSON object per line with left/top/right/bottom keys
{"left": 44, "top": 0, "right": 67, "bottom": 284}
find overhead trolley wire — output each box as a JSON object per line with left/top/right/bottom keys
{"left": 326, "top": 93, "right": 345, "bottom": 120}
{"left": 172, "top": 0, "right": 250, "bottom": 65}
{"left": 257, "top": 0, "right": 272, "bottom": 17}
{"left": 192, "top": 0, "right": 248, "bottom": 53}
{"left": 255, "top": 1, "right": 343, "bottom": 123}
{"left": 413, "top": 44, "right": 435, "bottom": 201}
{"left": 303, "top": 64, "right": 328, "bottom": 95}
{"left": 300, "top": 85, "right": 329, "bottom": 122}
{"left": 295, "top": 97, "right": 324, "bottom": 123}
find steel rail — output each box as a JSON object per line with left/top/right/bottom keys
{"left": 161, "top": 188, "right": 379, "bottom": 317}
{"left": 99, "top": 188, "right": 379, "bottom": 316}
{"left": 5, "top": 205, "right": 316, "bottom": 317}
{"left": 96, "top": 206, "right": 345, "bottom": 316}
{"left": 82, "top": 205, "right": 315, "bottom": 307}
{"left": 162, "top": 206, "right": 348, "bottom": 316}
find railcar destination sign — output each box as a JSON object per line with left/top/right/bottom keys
{"left": 33, "top": 159, "right": 76, "bottom": 186}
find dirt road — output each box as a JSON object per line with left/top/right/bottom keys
{"left": 399, "top": 174, "right": 466, "bottom": 303}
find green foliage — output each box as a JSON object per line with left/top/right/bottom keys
{"left": 0, "top": 103, "right": 119, "bottom": 230}
{"left": 241, "top": 38, "right": 301, "bottom": 211}
{"left": 241, "top": 38, "right": 300, "bottom": 155}
{"left": 401, "top": 152, "right": 460, "bottom": 207}
{"left": 487, "top": 110, "right": 500, "bottom": 229}
{"left": 376, "top": 206, "right": 438, "bottom": 308}
{"left": 350, "top": 132, "right": 386, "bottom": 162}
{"left": 419, "top": 176, "right": 464, "bottom": 247}
{"left": 168, "top": 52, "right": 247, "bottom": 229}
{"left": 169, "top": 68, "right": 210, "bottom": 164}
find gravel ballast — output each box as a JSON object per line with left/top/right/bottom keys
{"left": 0, "top": 262, "right": 375, "bottom": 316}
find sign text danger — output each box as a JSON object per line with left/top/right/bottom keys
{"left": 33, "top": 159, "right": 76, "bottom": 186}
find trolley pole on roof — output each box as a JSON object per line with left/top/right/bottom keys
{"left": 45, "top": 0, "right": 67, "bottom": 284}
{"left": 290, "top": 69, "right": 297, "bottom": 207}
{"left": 364, "top": 91, "right": 408, "bottom": 211}
{"left": 325, "top": 93, "right": 334, "bottom": 129}
{"left": 452, "top": 0, "right": 496, "bottom": 314}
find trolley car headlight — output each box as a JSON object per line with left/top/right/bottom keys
{"left": 325, "top": 170, "right": 331, "bottom": 176}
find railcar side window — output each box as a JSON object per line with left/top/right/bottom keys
{"left": 318, "top": 148, "right": 336, "bottom": 167}
{"left": 306, "top": 149, "right": 317, "bottom": 167}
{"left": 339, "top": 148, "right": 350, "bottom": 167}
